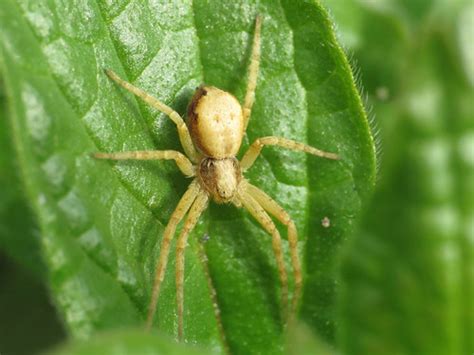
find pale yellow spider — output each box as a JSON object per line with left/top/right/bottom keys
{"left": 93, "top": 16, "right": 339, "bottom": 339}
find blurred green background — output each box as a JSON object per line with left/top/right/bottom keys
{"left": 0, "top": 0, "right": 472, "bottom": 354}
{"left": 323, "top": 1, "right": 473, "bottom": 354}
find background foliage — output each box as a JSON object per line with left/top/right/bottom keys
{"left": 323, "top": 1, "right": 473, "bottom": 354}
{"left": 0, "top": 0, "right": 472, "bottom": 354}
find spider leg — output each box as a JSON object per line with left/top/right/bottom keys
{"left": 240, "top": 136, "right": 340, "bottom": 171}
{"left": 93, "top": 150, "right": 195, "bottom": 177}
{"left": 104, "top": 69, "right": 201, "bottom": 163}
{"left": 245, "top": 183, "right": 302, "bottom": 317}
{"left": 236, "top": 186, "right": 289, "bottom": 322}
{"left": 146, "top": 179, "right": 201, "bottom": 330}
{"left": 176, "top": 192, "right": 209, "bottom": 341}
{"left": 242, "top": 15, "right": 262, "bottom": 131}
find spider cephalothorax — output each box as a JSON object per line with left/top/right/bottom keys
{"left": 198, "top": 157, "right": 242, "bottom": 204}
{"left": 93, "top": 16, "right": 340, "bottom": 341}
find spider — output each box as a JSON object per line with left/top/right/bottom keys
{"left": 93, "top": 16, "right": 339, "bottom": 339}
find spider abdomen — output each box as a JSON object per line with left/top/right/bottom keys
{"left": 198, "top": 157, "right": 242, "bottom": 204}
{"left": 188, "top": 86, "right": 244, "bottom": 159}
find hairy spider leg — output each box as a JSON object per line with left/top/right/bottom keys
{"left": 245, "top": 183, "right": 302, "bottom": 317}
{"left": 236, "top": 188, "right": 289, "bottom": 321}
{"left": 104, "top": 69, "right": 201, "bottom": 163}
{"left": 92, "top": 150, "right": 195, "bottom": 177}
{"left": 242, "top": 15, "right": 262, "bottom": 131}
{"left": 146, "top": 180, "right": 202, "bottom": 330}
{"left": 240, "top": 136, "right": 340, "bottom": 171}
{"left": 93, "top": 150, "right": 201, "bottom": 329}
{"left": 176, "top": 193, "right": 209, "bottom": 340}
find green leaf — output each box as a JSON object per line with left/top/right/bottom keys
{"left": 0, "top": 74, "right": 45, "bottom": 277}
{"left": 49, "top": 329, "right": 210, "bottom": 355}
{"left": 0, "top": 0, "right": 375, "bottom": 353}
{"left": 321, "top": 1, "right": 473, "bottom": 354}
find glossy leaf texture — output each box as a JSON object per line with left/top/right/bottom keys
{"left": 0, "top": 0, "right": 375, "bottom": 353}
{"left": 321, "top": 0, "right": 473, "bottom": 354}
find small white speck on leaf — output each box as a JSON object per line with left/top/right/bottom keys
{"left": 201, "top": 233, "right": 211, "bottom": 243}
{"left": 322, "top": 217, "right": 331, "bottom": 228}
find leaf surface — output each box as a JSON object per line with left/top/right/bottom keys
{"left": 0, "top": 76, "right": 45, "bottom": 277}
{"left": 0, "top": 1, "right": 375, "bottom": 353}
